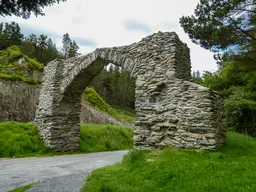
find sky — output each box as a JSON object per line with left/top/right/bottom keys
{"left": 1, "top": 0, "right": 218, "bottom": 72}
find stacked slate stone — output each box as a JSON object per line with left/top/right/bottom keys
{"left": 35, "top": 31, "right": 226, "bottom": 151}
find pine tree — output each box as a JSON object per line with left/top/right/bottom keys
{"left": 62, "top": 33, "right": 71, "bottom": 58}
{"left": 0, "top": 0, "right": 66, "bottom": 19}
{"left": 0, "top": 22, "right": 23, "bottom": 50}
{"left": 180, "top": 0, "right": 256, "bottom": 51}
{"left": 68, "top": 40, "right": 80, "bottom": 57}
{"left": 62, "top": 33, "right": 80, "bottom": 58}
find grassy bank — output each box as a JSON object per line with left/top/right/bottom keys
{"left": 80, "top": 124, "right": 133, "bottom": 153}
{"left": 9, "top": 184, "right": 34, "bottom": 192}
{"left": 83, "top": 87, "right": 136, "bottom": 122}
{"left": 84, "top": 132, "right": 256, "bottom": 192}
{"left": 0, "top": 46, "right": 43, "bottom": 84}
{"left": 0, "top": 122, "right": 133, "bottom": 158}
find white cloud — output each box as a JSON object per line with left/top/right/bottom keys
{"left": 1, "top": 0, "right": 218, "bottom": 72}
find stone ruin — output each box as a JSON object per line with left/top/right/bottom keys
{"left": 35, "top": 31, "right": 226, "bottom": 151}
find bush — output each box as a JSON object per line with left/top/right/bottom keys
{"left": 225, "top": 89, "right": 256, "bottom": 137}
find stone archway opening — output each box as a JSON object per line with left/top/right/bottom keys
{"left": 35, "top": 31, "right": 226, "bottom": 152}
{"left": 87, "top": 62, "right": 136, "bottom": 113}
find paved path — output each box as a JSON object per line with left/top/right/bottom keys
{"left": 0, "top": 150, "right": 128, "bottom": 192}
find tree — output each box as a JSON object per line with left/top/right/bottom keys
{"left": 62, "top": 33, "right": 71, "bottom": 58}
{"left": 191, "top": 70, "right": 203, "bottom": 84}
{"left": 68, "top": 40, "right": 80, "bottom": 57}
{"left": 23, "top": 33, "right": 60, "bottom": 65}
{"left": 180, "top": 0, "right": 256, "bottom": 52}
{"left": 0, "top": 0, "right": 66, "bottom": 19}
{"left": 62, "top": 33, "right": 80, "bottom": 58}
{"left": 0, "top": 22, "right": 23, "bottom": 50}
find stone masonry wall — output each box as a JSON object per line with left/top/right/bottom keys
{"left": 0, "top": 79, "right": 40, "bottom": 122}
{"left": 134, "top": 80, "right": 226, "bottom": 150}
{"left": 35, "top": 31, "right": 226, "bottom": 151}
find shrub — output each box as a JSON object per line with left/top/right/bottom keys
{"left": 225, "top": 89, "right": 256, "bottom": 137}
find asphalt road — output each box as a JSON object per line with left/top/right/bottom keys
{"left": 0, "top": 150, "right": 128, "bottom": 192}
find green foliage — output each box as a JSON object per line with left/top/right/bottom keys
{"left": 23, "top": 34, "right": 61, "bottom": 65}
{"left": 83, "top": 87, "right": 136, "bottom": 122}
{"left": 191, "top": 70, "right": 203, "bottom": 84}
{"left": 180, "top": 0, "right": 256, "bottom": 51}
{"left": 0, "top": 0, "right": 66, "bottom": 19}
{"left": 0, "top": 22, "right": 62, "bottom": 65}
{"left": 0, "top": 122, "right": 49, "bottom": 157}
{"left": 83, "top": 87, "right": 112, "bottom": 113}
{"left": 199, "top": 43, "right": 256, "bottom": 136}
{"left": 225, "top": 89, "right": 256, "bottom": 136}
{"left": 0, "top": 45, "right": 22, "bottom": 62}
{"left": 23, "top": 56, "right": 44, "bottom": 71}
{"left": 9, "top": 184, "right": 34, "bottom": 192}
{"left": 122, "top": 149, "right": 150, "bottom": 166}
{"left": 0, "top": 22, "right": 23, "bottom": 50}
{"left": 80, "top": 124, "right": 134, "bottom": 153}
{"left": 0, "top": 72, "right": 42, "bottom": 84}
{"left": 89, "top": 66, "right": 135, "bottom": 110}
{"left": 0, "top": 122, "right": 134, "bottom": 158}
{"left": 62, "top": 33, "right": 80, "bottom": 58}
{"left": 0, "top": 46, "right": 44, "bottom": 84}
{"left": 84, "top": 132, "right": 256, "bottom": 192}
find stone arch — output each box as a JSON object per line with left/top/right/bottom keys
{"left": 35, "top": 31, "right": 226, "bottom": 151}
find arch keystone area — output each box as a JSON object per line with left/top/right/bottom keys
{"left": 35, "top": 31, "right": 226, "bottom": 151}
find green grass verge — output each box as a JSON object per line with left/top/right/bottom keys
{"left": 0, "top": 122, "right": 133, "bottom": 158}
{"left": 80, "top": 124, "right": 133, "bottom": 153}
{"left": 84, "top": 132, "right": 256, "bottom": 192}
{"left": 0, "top": 72, "right": 42, "bottom": 84}
{"left": 83, "top": 87, "right": 136, "bottom": 122}
{"left": 9, "top": 184, "right": 34, "bottom": 192}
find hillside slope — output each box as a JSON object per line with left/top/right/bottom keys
{"left": 81, "top": 87, "right": 135, "bottom": 126}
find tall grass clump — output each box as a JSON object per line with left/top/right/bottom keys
{"left": 80, "top": 124, "right": 134, "bottom": 153}
{"left": 0, "top": 122, "right": 48, "bottom": 157}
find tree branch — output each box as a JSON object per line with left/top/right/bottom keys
{"left": 228, "top": 16, "right": 256, "bottom": 40}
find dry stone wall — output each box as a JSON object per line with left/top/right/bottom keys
{"left": 35, "top": 31, "right": 226, "bottom": 151}
{"left": 0, "top": 80, "right": 40, "bottom": 122}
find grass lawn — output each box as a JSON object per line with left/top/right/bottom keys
{"left": 84, "top": 132, "right": 256, "bottom": 192}
{"left": 0, "top": 122, "right": 133, "bottom": 158}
